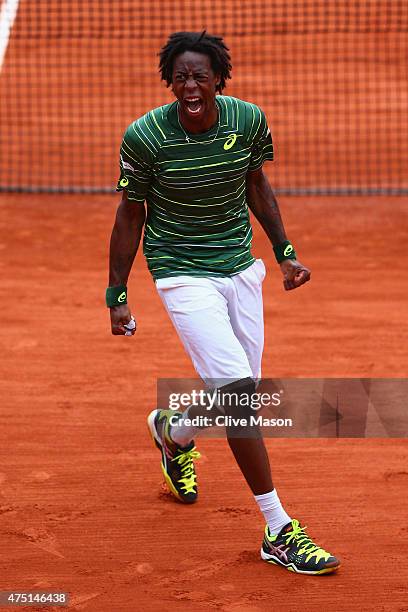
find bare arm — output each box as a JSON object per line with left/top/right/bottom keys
{"left": 246, "top": 167, "right": 311, "bottom": 290}
{"left": 108, "top": 190, "right": 146, "bottom": 334}
{"left": 246, "top": 166, "right": 288, "bottom": 245}
{"left": 109, "top": 190, "right": 145, "bottom": 285}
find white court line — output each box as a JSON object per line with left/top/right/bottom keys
{"left": 0, "top": 0, "right": 20, "bottom": 69}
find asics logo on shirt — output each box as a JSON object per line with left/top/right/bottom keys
{"left": 224, "top": 134, "right": 237, "bottom": 150}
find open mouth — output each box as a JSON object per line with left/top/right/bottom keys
{"left": 184, "top": 97, "right": 203, "bottom": 115}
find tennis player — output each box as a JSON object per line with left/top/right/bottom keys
{"left": 107, "top": 31, "right": 340, "bottom": 575}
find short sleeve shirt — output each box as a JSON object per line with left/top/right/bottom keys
{"left": 116, "top": 96, "right": 273, "bottom": 280}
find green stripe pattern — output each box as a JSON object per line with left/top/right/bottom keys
{"left": 116, "top": 96, "right": 273, "bottom": 280}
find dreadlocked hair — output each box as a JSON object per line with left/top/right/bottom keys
{"left": 159, "top": 31, "right": 232, "bottom": 93}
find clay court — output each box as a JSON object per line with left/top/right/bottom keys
{"left": 1, "top": 1, "right": 408, "bottom": 611}
{"left": 1, "top": 195, "right": 407, "bottom": 611}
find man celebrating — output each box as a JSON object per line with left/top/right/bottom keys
{"left": 107, "top": 31, "right": 340, "bottom": 575}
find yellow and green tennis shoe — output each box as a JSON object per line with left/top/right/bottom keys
{"left": 261, "top": 519, "right": 340, "bottom": 574}
{"left": 147, "top": 409, "right": 200, "bottom": 504}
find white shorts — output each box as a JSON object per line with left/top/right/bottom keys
{"left": 156, "top": 259, "right": 266, "bottom": 385}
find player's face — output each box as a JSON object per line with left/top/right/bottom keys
{"left": 172, "top": 51, "right": 220, "bottom": 129}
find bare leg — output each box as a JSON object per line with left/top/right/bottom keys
{"left": 220, "top": 378, "right": 273, "bottom": 495}
{"left": 170, "top": 379, "right": 274, "bottom": 495}
{"left": 227, "top": 434, "right": 273, "bottom": 495}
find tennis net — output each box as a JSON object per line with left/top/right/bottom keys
{"left": 0, "top": 0, "right": 407, "bottom": 194}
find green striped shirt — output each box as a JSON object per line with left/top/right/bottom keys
{"left": 116, "top": 95, "right": 273, "bottom": 280}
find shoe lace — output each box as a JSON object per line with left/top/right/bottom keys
{"left": 284, "top": 519, "right": 331, "bottom": 562}
{"left": 172, "top": 448, "right": 201, "bottom": 493}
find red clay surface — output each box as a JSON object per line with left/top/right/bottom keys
{"left": 0, "top": 195, "right": 407, "bottom": 611}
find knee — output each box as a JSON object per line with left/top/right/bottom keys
{"left": 219, "top": 377, "right": 255, "bottom": 415}
{"left": 218, "top": 377, "right": 260, "bottom": 438}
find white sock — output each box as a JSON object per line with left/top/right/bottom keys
{"left": 170, "top": 406, "right": 201, "bottom": 447}
{"left": 254, "top": 489, "right": 292, "bottom": 535}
